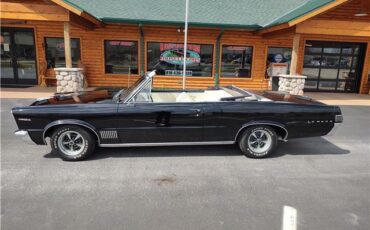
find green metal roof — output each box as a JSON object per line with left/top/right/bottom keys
{"left": 64, "top": 0, "right": 336, "bottom": 29}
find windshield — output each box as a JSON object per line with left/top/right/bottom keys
{"left": 117, "top": 73, "right": 153, "bottom": 103}
{"left": 118, "top": 76, "right": 145, "bottom": 101}
{"left": 129, "top": 81, "right": 152, "bottom": 103}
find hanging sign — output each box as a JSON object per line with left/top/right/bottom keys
{"left": 273, "top": 53, "right": 284, "bottom": 63}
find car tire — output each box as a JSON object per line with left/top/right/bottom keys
{"left": 238, "top": 126, "right": 278, "bottom": 158}
{"left": 50, "top": 125, "right": 95, "bottom": 161}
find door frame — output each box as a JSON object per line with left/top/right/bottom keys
{"left": 1, "top": 27, "right": 38, "bottom": 86}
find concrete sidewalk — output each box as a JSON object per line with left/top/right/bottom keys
{"left": 0, "top": 86, "right": 95, "bottom": 99}
{"left": 305, "top": 92, "right": 370, "bottom": 106}
{"left": 0, "top": 86, "right": 56, "bottom": 99}
{"left": 1, "top": 86, "right": 369, "bottom": 106}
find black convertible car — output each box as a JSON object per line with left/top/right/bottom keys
{"left": 12, "top": 71, "right": 342, "bottom": 161}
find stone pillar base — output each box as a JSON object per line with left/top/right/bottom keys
{"left": 278, "top": 74, "right": 307, "bottom": 95}
{"left": 55, "top": 68, "right": 84, "bottom": 93}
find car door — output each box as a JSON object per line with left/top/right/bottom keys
{"left": 202, "top": 101, "right": 256, "bottom": 141}
{"left": 117, "top": 102, "right": 204, "bottom": 144}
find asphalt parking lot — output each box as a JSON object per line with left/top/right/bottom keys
{"left": 1, "top": 98, "right": 369, "bottom": 230}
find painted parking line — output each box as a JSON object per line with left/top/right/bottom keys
{"left": 282, "top": 205, "right": 297, "bottom": 230}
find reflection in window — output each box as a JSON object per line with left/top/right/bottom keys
{"left": 305, "top": 80, "right": 318, "bottom": 89}
{"left": 45, "top": 38, "right": 80, "bottom": 68}
{"left": 104, "top": 40, "right": 138, "bottom": 74}
{"left": 321, "top": 55, "right": 340, "bottom": 68}
{"left": 305, "top": 46, "right": 322, "bottom": 53}
{"left": 221, "top": 45, "right": 253, "bottom": 78}
{"left": 319, "top": 81, "right": 336, "bottom": 90}
{"left": 302, "top": 68, "right": 320, "bottom": 79}
{"left": 147, "top": 42, "right": 213, "bottom": 77}
{"left": 320, "top": 69, "right": 338, "bottom": 80}
{"left": 265, "top": 47, "right": 291, "bottom": 78}
{"left": 323, "top": 48, "right": 340, "bottom": 54}
{"left": 304, "top": 55, "right": 322, "bottom": 67}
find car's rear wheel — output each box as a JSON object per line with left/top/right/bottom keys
{"left": 51, "top": 125, "right": 95, "bottom": 161}
{"left": 238, "top": 126, "right": 277, "bottom": 158}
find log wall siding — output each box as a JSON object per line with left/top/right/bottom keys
{"left": 1, "top": 21, "right": 293, "bottom": 90}
{"left": 1, "top": 20, "right": 369, "bottom": 92}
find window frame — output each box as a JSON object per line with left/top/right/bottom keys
{"left": 103, "top": 39, "right": 140, "bottom": 75}
{"left": 146, "top": 41, "right": 215, "bottom": 78}
{"left": 44, "top": 37, "right": 82, "bottom": 69}
{"left": 220, "top": 43, "right": 255, "bottom": 79}
{"left": 265, "top": 46, "right": 292, "bottom": 79}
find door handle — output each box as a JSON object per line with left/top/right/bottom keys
{"left": 193, "top": 109, "right": 201, "bottom": 117}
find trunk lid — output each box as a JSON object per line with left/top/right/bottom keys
{"left": 257, "top": 91, "right": 325, "bottom": 105}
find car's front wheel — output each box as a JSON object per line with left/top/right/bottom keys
{"left": 238, "top": 126, "right": 278, "bottom": 158}
{"left": 50, "top": 125, "right": 95, "bottom": 161}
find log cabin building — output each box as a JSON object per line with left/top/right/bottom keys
{"left": 1, "top": 0, "right": 370, "bottom": 93}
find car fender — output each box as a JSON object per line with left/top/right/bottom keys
{"left": 235, "top": 121, "right": 288, "bottom": 142}
{"left": 42, "top": 119, "right": 101, "bottom": 145}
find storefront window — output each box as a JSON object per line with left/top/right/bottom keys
{"left": 221, "top": 45, "right": 253, "bottom": 78}
{"left": 303, "top": 40, "right": 364, "bottom": 92}
{"left": 45, "top": 38, "right": 80, "bottom": 68}
{"left": 104, "top": 40, "right": 138, "bottom": 74}
{"left": 265, "top": 47, "right": 292, "bottom": 78}
{"left": 147, "top": 42, "right": 213, "bottom": 77}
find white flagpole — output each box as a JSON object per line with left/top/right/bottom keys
{"left": 182, "top": 0, "right": 189, "bottom": 90}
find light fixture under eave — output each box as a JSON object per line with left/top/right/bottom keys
{"left": 354, "top": 12, "right": 368, "bottom": 16}
{"left": 354, "top": 9, "right": 368, "bottom": 17}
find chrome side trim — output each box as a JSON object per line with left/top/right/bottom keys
{"left": 99, "top": 141, "right": 234, "bottom": 147}
{"left": 100, "top": 130, "right": 118, "bottom": 139}
{"left": 42, "top": 120, "right": 101, "bottom": 145}
{"left": 235, "top": 122, "right": 289, "bottom": 142}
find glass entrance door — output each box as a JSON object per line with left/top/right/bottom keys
{"left": 1, "top": 28, "right": 37, "bottom": 86}
{"left": 303, "top": 41, "right": 366, "bottom": 93}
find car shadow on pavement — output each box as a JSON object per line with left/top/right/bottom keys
{"left": 43, "top": 136, "right": 349, "bottom": 160}
{"left": 271, "top": 137, "right": 350, "bottom": 158}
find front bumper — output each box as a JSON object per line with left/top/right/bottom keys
{"left": 14, "top": 130, "right": 34, "bottom": 144}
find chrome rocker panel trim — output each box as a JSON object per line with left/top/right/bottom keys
{"left": 99, "top": 141, "right": 235, "bottom": 147}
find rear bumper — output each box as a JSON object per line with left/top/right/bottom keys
{"left": 335, "top": 114, "right": 343, "bottom": 123}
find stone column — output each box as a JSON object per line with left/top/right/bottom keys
{"left": 55, "top": 68, "right": 84, "bottom": 93}
{"left": 278, "top": 74, "right": 307, "bottom": 95}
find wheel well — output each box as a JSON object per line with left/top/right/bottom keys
{"left": 236, "top": 124, "right": 288, "bottom": 142}
{"left": 44, "top": 124, "right": 99, "bottom": 144}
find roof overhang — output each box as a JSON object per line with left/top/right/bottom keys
{"left": 50, "top": 0, "right": 103, "bottom": 27}
{"left": 258, "top": 0, "right": 348, "bottom": 35}
{"left": 101, "top": 17, "right": 261, "bottom": 30}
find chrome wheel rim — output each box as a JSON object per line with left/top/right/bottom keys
{"left": 57, "top": 131, "right": 85, "bottom": 156}
{"left": 247, "top": 130, "right": 272, "bottom": 154}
